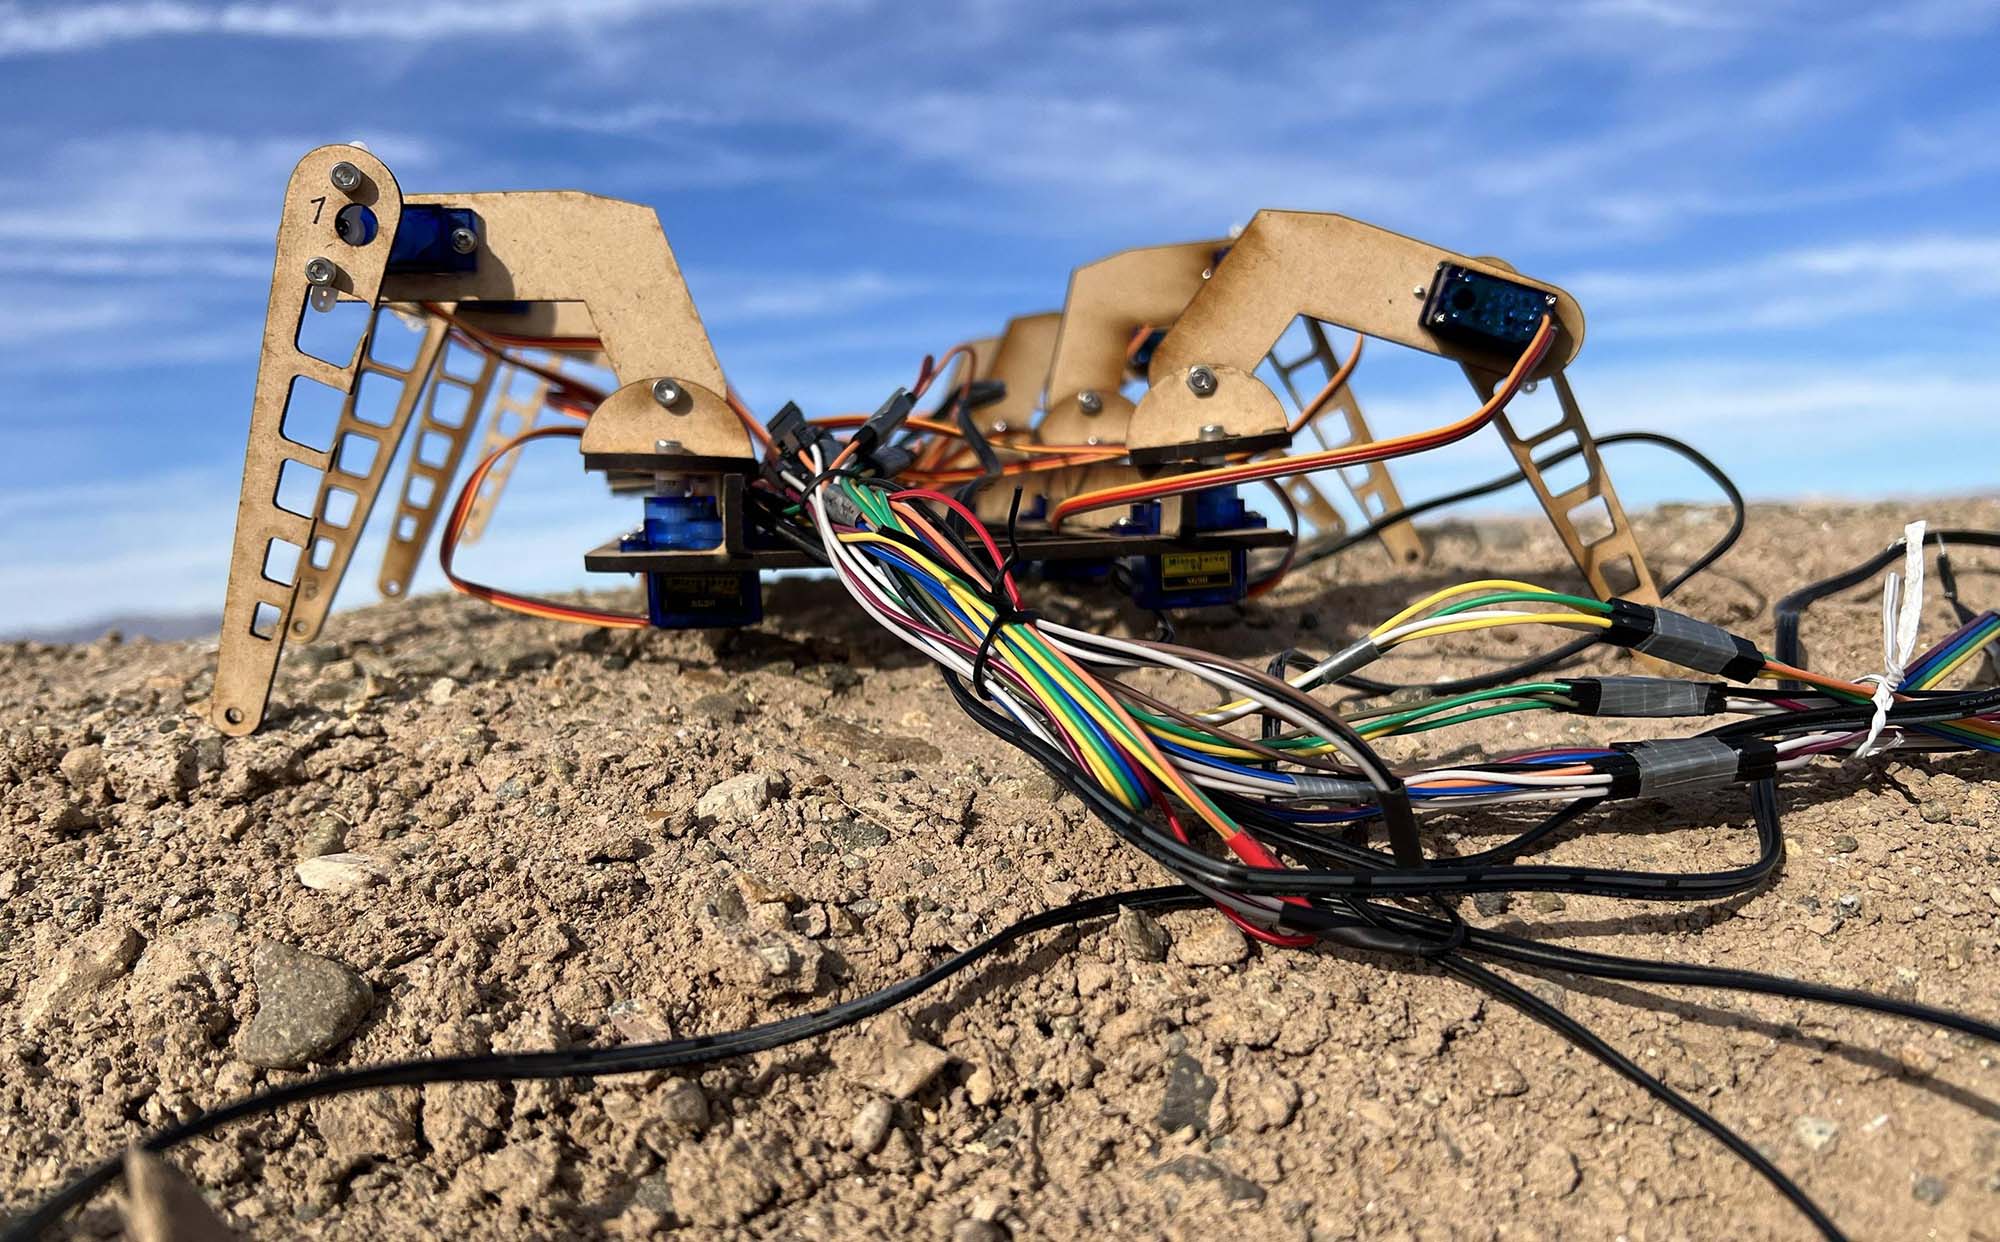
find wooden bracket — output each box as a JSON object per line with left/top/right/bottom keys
{"left": 976, "top": 312, "right": 1061, "bottom": 438}
{"left": 455, "top": 358, "right": 553, "bottom": 546}
{"left": 375, "top": 342, "right": 504, "bottom": 599}
{"left": 286, "top": 307, "right": 449, "bottom": 641}
{"left": 1263, "top": 319, "right": 1425, "bottom": 566}
{"left": 211, "top": 144, "right": 406, "bottom": 736}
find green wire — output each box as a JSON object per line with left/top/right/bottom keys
{"left": 1431, "top": 590, "right": 1611, "bottom": 618}
{"left": 1381, "top": 700, "right": 1555, "bottom": 736}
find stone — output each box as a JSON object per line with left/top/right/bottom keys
{"left": 1476, "top": 1058, "right": 1529, "bottom": 1098}
{"left": 695, "top": 772, "right": 783, "bottom": 825}
{"left": 1526, "top": 1142, "right": 1580, "bottom": 1197}
{"left": 1174, "top": 919, "right": 1249, "bottom": 967}
{"left": 20, "top": 921, "right": 143, "bottom": 1029}
{"left": 314, "top": 1090, "right": 419, "bottom": 1166}
{"left": 951, "top": 1222, "right": 1009, "bottom": 1242}
{"left": 666, "top": 1135, "right": 784, "bottom": 1227}
{"left": 57, "top": 744, "right": 109, "bottom": 800}
{"left": 851, "top": 1096, "right": 894, "bottom": 1155}
{"left": 1473, "top": 892, "right": 1512, "bottom": 918}
{"left": 1142, "top": 1155, "right": 1266, "bottom": 1205}
{"left": 1830, "top": 834, "right": 1859, "bottom": 854}
{"left": 294, "top": 852, "right": 387, "bottom": 892}
{"left": 658, "top": 1078, "right": 710, "bottom": 1134}
{"left": 1912, "top": 1174, "right": 1947, "bottom": 1206}
{"left": 236, "top": 941, "right": 372, "bottom": 1069}
{"left": 1795, "top": 1115, "right": 1838, "bottom": 1152}
{"left": 1116, "top": 906, "right": 1170, "bottom": 962}
{"left": 426, "top": 677, "right": 458, "bottom": 705}
{"left": 123, "top": 1149, "right": 241, "bottom": 1242}
{"left": 296, "top": 817, "right": 346, "bottom": 860}
{"left": 1529, "top": 892, "right": 1567, "bottom": 915}
{"left": 1157, "top": 1053, "right": 1217, "bottom": 1135}
{"left": 836, "top": 1013, "right": 951, "bottom": 1100}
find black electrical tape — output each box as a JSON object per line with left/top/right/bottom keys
{"left": 1560, "top": 676, "right": 1726, "bottom": 718}
{"left": 1615, "top": 737, "right": 1741, "bottom": 797}
{"left": 1600, "top": 601, "right": 1763, "bottom": 681}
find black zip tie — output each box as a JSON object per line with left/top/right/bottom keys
{"left": 971, "top": 489, "right": 1038, "bottom": 699}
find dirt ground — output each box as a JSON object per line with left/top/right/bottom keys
{"left": 3, "top": 498, "right": 1999, "bottom": 1242}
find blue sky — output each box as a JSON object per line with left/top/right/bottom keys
{"left": 1, "top": 0, "right": 1996, "bottom": 634}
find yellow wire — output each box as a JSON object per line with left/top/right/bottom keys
{"left": 1377, "top": 612, "right": 1612, "bottom": 649}
{"left": 1371, "top": 579, "right": 1573, "bottom": 637}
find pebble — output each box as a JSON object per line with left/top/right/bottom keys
{"left": 1157, "top": 1053, "right": 1218, "bottom": 1135}
{"left": 1476, "top": 1058, "right": 1530, "bottom": 1097}
{"left": 851, "top": 1097, "right": 894, "bottom": 1155}
{"left": 1115, "top": 906, "right": 1170, "bottom": 962}
{"left": 696, "top": 772, "right": 783, "bottom": 825}
{"left": 1795, "top": 1115, "right": 1839, "bottom": 1152}
{"left": 1525, "top": 1142, "right": 1580, "bottom": 1197}
{"left": 1830, "top": 834, "right": 1859, "bottom": 854}
{"left": 1530, "top": 893, "right": 1566, "bottom": 915}
{"left": 236, "top": 941, "right": 372, "bottom": 1069}
{"left": 1473, "top": 892, "right": 1512, "bottom": 918}
{"left": 1174, "top": 919, "right": 1249, "bottom": 967}
{"left": 659, "top": 1078, "right": 710, "bottom": 1134}
{"left": 951, "top": 1221, "right": 1009, "bottom": 1242}
{"left": 1142, "top": 1155, "right": 1266, "bottom": 1205}
{"left": 426, "top": 677, "right": 458, "bottom": 705}
{"left": 296, "top": 817, "right": 346, "bottom": 860}
{"left": 836, "top": 1014, "right": 951, "bottom": 1100}
{"left": 295, "top": 852, "right": 387, "bottom": 892}
{"left": 1912, "top": 1174, "right": 1947, "bottom": 1205}
{"left": 20, "top": 921, "right": 143, "bottom": 1030}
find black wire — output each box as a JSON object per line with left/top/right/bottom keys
{"left": 0, "top": 887, "right": 1206, "bottom": 1240}
{"left": 1300, "top": 432, "right": 1745, "bottom": 696}
{"left": 1771, "top": 528, "right": 2000, "bottom": 684}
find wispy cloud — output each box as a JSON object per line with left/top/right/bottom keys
{"left": 0, "top": 0, "right": 750, "bottom": 57}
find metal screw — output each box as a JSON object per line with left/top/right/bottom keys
{"left": 654, "top": 439, "right": 684, "bottom": 453}
{"left": 651, "top": 377, "right": 686, "bottom": 409}
{"left": 1413, "top": 285, "right": 1427, "bottom": 298}
{"left": 329, "top": 161, "right": 362, "bottom": 192}
{"left": 1085, "top": 435, "right": 1101, "bottom": 447}
{"left": 990, "top": 420, "right": 1009, "bottom": 435}
{"left": 1077, "top": 390, "right": 1103, "bottom": 416}
{"left": 1543, "top": 292, "right": 1558, "bottom": 306}
{"left": 450, "top": 226, "right": 479, "bottom": 255}
{"left": 1432, "top": 312, "right": 1448, "bottom": 325}
{"left": 1186, "top": 364, "right": 1218, "bottom": 397}
{"left": 1199, "top": 423, "right": 1226, "bottom": 440}
{"left": 304, "top": 256, "right": 337, "bottom": 286}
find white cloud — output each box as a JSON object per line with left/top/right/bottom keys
{"left": 688, "top": 269, "right": 927, "bottom": 322}
{"left": 0, "top": 0, "right": 748, "bottom": 57}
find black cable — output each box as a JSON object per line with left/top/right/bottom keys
{"left": 1300, "top": 432, "right": 1745, "bottom": 696}
{"left": 1772, "top": 528, "right": 2000, "bottom": 684}
{"left": 1, "top": 887, "right": 1207, "bottom": 1240}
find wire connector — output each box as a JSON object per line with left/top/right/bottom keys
{"left": 1603, "top": 736, "right": 1779, "bottom": 798}
{"left": 1558, "top": 676, "right": 1726, "bottom": 718}
{"left": 1601, "top": 600, "right": 1764, "bottom": 680}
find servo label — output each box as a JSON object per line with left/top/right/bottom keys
{"left": 1160, "top": 550, "right": 1235, "bottom": 590}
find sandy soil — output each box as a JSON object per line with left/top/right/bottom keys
{"left": 3, "top": 498, "right": 1998, "bottom": 1242}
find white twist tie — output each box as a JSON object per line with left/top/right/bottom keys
{"left": 1854, "top": 520, "right": 1927, "bottom": 759}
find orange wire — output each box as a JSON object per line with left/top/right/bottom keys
{"left": 1287, "top": 330, "right": 1364, "bottom": 433}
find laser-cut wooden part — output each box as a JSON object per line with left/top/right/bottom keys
{"left": 211, "top": 144, "right": 405, "bottom": 737}
{"left": 1150, "top": 211, "right": 1584, "bottom": 383}
{"left": 376, "top": 343, "right": 504, "bottom": 600}
{"left": 1466, "top": 368, "right": 1659, "bottom": 606}
{"left": 1264, "top": 319, "right": 1424, "bottom": 565}
{"left": 579, "top": 378, "right": 753, "bottom": 471}
{"left": 456, "top": 358, "right": 557, "bottom": 546}
{"left": 978, "top": 312, "right": 1061, "bottom": 438}
{"left": 1124, "top": 361, "right": 1288, "bottom": 460}
{"left": 380, "top": 191, "right": 723, "bottom": 390}
{"left": 288, "top": 309, "right": 450, "bottom": 639}
{"left": 1038, "top": 240, "right": 1221, "bottom": 447}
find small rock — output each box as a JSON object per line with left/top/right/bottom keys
{"left": 951, "top": 1221, "right": 1009, "bottom": 1242}
{"left": 1473, "top": 892, "right": 1512, "bottom": 918}
{"left": 1830, "top": 834, "right": 1859, "bottom": 854}
{"left": 836, "top": 1014, "right": 951, "bottom": 1100}
{"left": 1897, "top": 1041, "right": 1939, "bottom": 1076}
{"left": 294, "top": 852, "right": 387, "bottom": 892}
{"left": 426, "top": 677, "right": 458, "bottom": 705}
{"left": 1157, "top": 1053, "right": 1218, "bottom": 1135}
{"left": 1174, "top": 919, "right": 1249, "bottom": 967}
{"left": 1476, "top": 1058, "right": 1529, "bottom": 1097}
{"left": 20, "top": 921, "right": 143, "bottom": 1029}
{"left": 659, "top": 1078, "right": 710, "bottom": 1134}
{"left": 1795, "top": 1115, "right": 1839, "bottom": 1152}
{"left": 1525, "top": 1142, "right": 1579, "bottom": 1197}
{"left": 236, "top": 941, "right": 372, "bottom": 1069}
{"left": 666, "top": 1135, "right": 784, "bottom": 1227}
{"left": 1116, "top": 906, "right": 1170, "bottom": 962}
{"left": 296, "top": 817, "right": 346, "bottom": 860}
{"left": 123, "top": 1149, "right": 241, "bottom": 1242}
{"left": 851, "top": 1097, "right": 894, "bottom": 1154}
{"left": 1142, "top": 1155, "right": 1266, "bottom": 1205}
{"left": 831, "top": 818, "right": 889, "bottom": 850}
{"left": 313, "top": 1090, "right": 419, "bottom": 1166}
{"left": 58, "top": 745, "right": 109, "bottom": 800}
{"left": 1529, "top": 893, "right": 1566, "bottom": 915}
{"left": 1912, "top": 1174, "right": 1947, "bottom": 1206}
{"left": 696, "top": 772, "right": 783, "bottom": 825}
{"left": 689, "top": 691, "right": 753, "bottom": 722}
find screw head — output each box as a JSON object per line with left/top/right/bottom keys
{"left": 1432, "top": 311, "right": 1448, "bottom": 325}
{"left": 449, "top": 226, "right": 479, "bottom": 255}
{"left": 303, "top": 256, "right": 337, "bottom": 286}
{"left": 329, "top": 161, "right": 362, "bottom": 193}
{"left": 990, "top": 419, "right": 1009, "bottom": 435}
{"left": 654, "top": 438, "right": 685, "bottom": 454}
{"left": 1199, "top": 423, "right": 1226, "bottom": 440}
{"left": 651, "top": 377, "right": 686, "bottom": 409}
{"left": 1543, "top": 292, "right": 1558, "bottom": 306}
{"left": 1077, "top": 390, "right": 1103, "bottom": 416}
{"left": 1085, "top": 435, "right": 1101, "bottom": 446}
{"left": 1413, "top": 285, "right": 1427, "bottom": 298}
{"left": 1186, "top": 364, "right": 1218, "bottom": 397}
